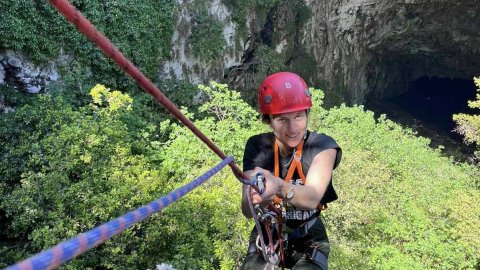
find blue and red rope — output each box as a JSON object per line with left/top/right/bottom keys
{"left": 2, "top": 0, "right": 268, "bottom": 268}
{"left": 4, "top": 157, "right": 234, "bottom": 270}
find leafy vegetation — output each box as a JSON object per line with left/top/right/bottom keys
{"left": 453, "top": 77, "right": 480, "bottom": 166}
{"left": 1, "top": 82, "right": 479, "bottom": 270}
{"left": 0, "top": 0, "right": 175, "bottom": 89}
{"left": 309, "top": 96, "right": 480, "bottom": 269}
{"left": 221, "top": 0, "right": 282, "bottom": 37}
{"left": 229, "top": 45, "right": 287, "bottom": 105}
{"left": 189, "top": 12, "right": 226, "bottom": 61}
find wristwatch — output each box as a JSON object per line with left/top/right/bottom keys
{"left": 285, "top": 187, "right": 295, "bottom": 201}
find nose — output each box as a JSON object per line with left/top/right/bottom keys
{"left": 287, "top": 120, "right": 299, "bottom": 133}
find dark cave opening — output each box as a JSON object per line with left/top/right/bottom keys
{"left": 366, "top": 76, "right": 478, "bottom": 160}
{"left": 395, "top": 77, "right": 477, "bottom": 136}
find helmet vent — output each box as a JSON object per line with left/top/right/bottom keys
{"left": 304, "top": 88, "right": 311, "bottom": 97}
{"left": 264, "top": 95, "right": 272, "bottom": 104}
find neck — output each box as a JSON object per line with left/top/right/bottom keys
{"left": 277, "top": 140, "right": 294, "bottom": 157}
{"left": 274, "top": 130, "right": 307, "bottom": 157}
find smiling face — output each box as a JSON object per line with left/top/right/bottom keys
{"left": 271, "top": 110, "right": 308, "bottom": 152}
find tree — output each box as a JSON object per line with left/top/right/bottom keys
{"left": 453, "top": 77, "right": 480, "bottom": 165}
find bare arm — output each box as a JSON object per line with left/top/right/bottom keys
{"left": 280, "top": 148, "right": 337, "bottom": 209}
{"left": 245, "top": 149, "right": 337, "bottom": 210}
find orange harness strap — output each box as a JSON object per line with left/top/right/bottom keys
{"left": 273, "top": 138, "right": 306, "bottom": 205}
{"left": 273, "top": 138, "right": 327, "bottom": 210}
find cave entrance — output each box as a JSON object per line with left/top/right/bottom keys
{"left": 367, "top": 76, "right": 478, "bottom": 160}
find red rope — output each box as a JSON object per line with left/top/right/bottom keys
{"left": 47, "top": 0, "right": 249, "bottom": 183}
{"left": 46, "top": 1, "right": 269, "bottom": 265}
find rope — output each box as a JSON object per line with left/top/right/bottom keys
{"left": 3, "top": 157, "right": 234, "bottom": 270}
{"left": 13, "top": 1, "right": 268, "bottom": 268}
{"left": 46, "top": 0, "right": 256, "bottom": 187}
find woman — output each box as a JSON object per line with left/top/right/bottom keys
{"left": 240, "top": 72, "right": 342, "bottom": 269}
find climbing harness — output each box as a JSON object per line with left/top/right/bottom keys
{"left": 273, "top": 138, "right": 306, "bottom": 205}
{"left": 249, "top": 137, "right": 329, "bottom": 268}
{"left": 247, "top": 173, "right": 281, "bottom": 267}
{"left": 273, "top": 138, "right": 327, "bottom": 210}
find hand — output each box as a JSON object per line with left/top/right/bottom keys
{"left": 247, "top": 167, "right": 281, "bottom": 205}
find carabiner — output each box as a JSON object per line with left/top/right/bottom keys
{"left": 252, "top": 172, "right": 266, "bottom": 194}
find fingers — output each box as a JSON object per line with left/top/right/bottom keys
{"left": 245, "top": 167, "right": 276, "bottom": 205}
{"left": 249, "top": 188, "right": 261, "bottom": 204}
{"left": 252, "top": 194, "right": 262, "bottom": 205}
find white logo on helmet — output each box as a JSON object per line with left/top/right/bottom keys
{"left": 285, "top": 82, "right": 292, "bottom": 89}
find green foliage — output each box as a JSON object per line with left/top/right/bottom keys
{"left": 253, "top": 46, "right": 287, "bottom": 78}
{"left": 238, "top": 45, "right": 287, "bottom": 105}
{"left": 0, "top": 84, "right": 36, "bottom": 109}
{"left": 189, "top": 12, "right": 226, "bottom": 61}
{"left": 158, "top": 79, "right": 198, "bottom": 108}
{"left": 1, "top": 82, "right": 479, "bottom": 269}
{"left": 221, "top": 0, "right": 281, "bottom": 39}
{"left": 453, "top": 77, "right": 480, "bottom": 164}
{"left": 0, "top": 0, "right": 175, "bottom": 89}
{"left": 309, "top": 102, "right": 480, "bottom": 269}
{"left": 0, "top": 85, "right": 166, "bottom": 269}
{"left": 296, "top": 1, "right": 312, "bottom": 27}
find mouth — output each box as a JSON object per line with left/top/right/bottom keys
{"left": 286, "top": 134, "right": 300, "bottom": 139}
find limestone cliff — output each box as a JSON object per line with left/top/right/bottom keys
{"left": 301, "top": 0, "right": 480, "bottom": 104}
{"left": 2, "top": 0, "right": 479, "bottom": 107}
{"left": 161, "top": 0, "right": 480, "bottom": 105}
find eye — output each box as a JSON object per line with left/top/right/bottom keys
{"left": 295, "top": 115, "right": 305, "bottom": 120}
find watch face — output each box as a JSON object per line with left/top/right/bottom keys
{"left": 286, "top": 188, "right": 295, "bottom": 200}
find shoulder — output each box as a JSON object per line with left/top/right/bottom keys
{"left": 305, "top": 131, "right": 339, "bottom": 149}
{"left": 243, "top": 132, "right": 275, "bottom": 171}
{"left": 245, "top": 132, "right": 274, "bottom": 147}
{"left": 304, "top": 131, "right": 342, "bottom": 169}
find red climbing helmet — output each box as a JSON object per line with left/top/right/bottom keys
{"left": 258, "top": 72, "right": 312, "bottom": 115}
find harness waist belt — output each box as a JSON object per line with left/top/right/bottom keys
{"left": 285, "top": 215, "right": 318, "bottom": 241}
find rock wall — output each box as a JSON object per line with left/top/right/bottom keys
{"left": 300, "top": 0, "right": 480, "bottom": 104}
{"left": 160, "top": 0, "right": 480, "bottom": 105}
{"left": 2, "top": 0, "right": 479, "bottom": 107}
{"left": 160, "top": 0, "right": 246, "bottom": 84}
{"left": 0, "top": 51, "right": 59, "bottom": 94}
{"left": 0, "top": 51, "right": 60, "bottom": 113}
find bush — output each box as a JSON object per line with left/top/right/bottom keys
{"left": 311, "top": 104, "right": 480, "bottom": 269}
{"left": 0, "top": 85, "right": 166, "bottom": 269}
{"left": 1, "top": 82, "right": 479, "bottom": 269}
{"left": 453, "top": 76, "right": 480, "bottom": 166}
